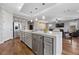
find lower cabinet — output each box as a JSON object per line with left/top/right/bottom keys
{"left": 20, "top": 32, "right": 32, "bottom": 49}
{"left": 20, "top": 32, "right": 55, "bottom": 55}
{"left": 32, "top": 35, "right": 54, "bottom": 55}
{"left": 44, "top": 37, "right": 54, "bottom": 55}
{"left": 20, "top": 31, "right": 25, "bottom": 42}
{"left": 32, "top": 34, "right": 44, "bottom": 55}
{"left": 25, "top": 33, "right": 32, "bottom": 48}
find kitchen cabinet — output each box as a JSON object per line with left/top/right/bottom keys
{"left": 20, "top": 31, "right": 32, "bottom": 48}
{"left": 20, "top": 31, "right": 25, "bottom": 43}
{"left": 32, "top": 34, "right": 44, "bottom": 55}
{"left": 25, "top": 33, "right": 32, "bottom": 48}
{"left": 20, "top": 31, "right": 62, "bottom": 55}
{"left": 44, "top": 37, "right": 54, "bottom": 55}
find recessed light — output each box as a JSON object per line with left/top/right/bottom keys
{"left": 57, "top": 18, "right": 61, "bottom": 20}
{"left": 42, "top": 3, "right": 45, "bottom": 5}
{"left": 42, "top": 16, "right": 45, "bottom": 19}
{"left": 56, "top": 18, "right": 58, "bottom": 23}
{"left": 35, "top": 18, "right": 38, "bottom": 21}
{"left": 35, "top": 8, "right": 38, "bottom": 10}
{"left": 30, "top": 11, "right": 32, "bottom": 13}
{"left": 30, "top": 20, "right": 33, "bottom": 22}
{"left": 49, "top": 24, "right": 52, "bottom": 27}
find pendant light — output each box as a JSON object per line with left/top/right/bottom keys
{"left": 42, "top": 16, "right": 45, "bottom": 20}
{"left": 35, "top": 17, "right": 38, "bottom": 21}
{"left": 56, "top": 18, "right": 58, "bottom": 23}
{"left": 30, "top": 20, "right": 33, "bottom": 22}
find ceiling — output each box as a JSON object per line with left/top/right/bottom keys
{"left": 20, "top": 3, "right": 56, "bottom": 16}
{"left": 0, "top": 3, "right": 79, "bottom": 23}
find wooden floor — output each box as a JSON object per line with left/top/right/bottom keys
{"left": 0, "top": 37, "right": 79, "bottom": 55}
{"left": 0, "top": 38, "right": 33, "bottom": 55}
{"left": 63, "top": 37, "right": 79, "bottom": 55}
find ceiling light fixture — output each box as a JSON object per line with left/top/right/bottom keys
{"left": 35, "top": 18, "right": 38, "bottom": 21}
{"left": 30, "top": 20, "right": 33, "bottom": 22}
{"left": 42, "top": 16, "right": 45, "bottom": 20}
{"left": 35, "top": 8, "right": 38, "bottom": 10}
{"left": 49, "top": 24, "right": 52, "bottom": 27}
{"left": 56, "top": 18, "right": 58, "bottom": 23}
{"left": 42, "top": 3, "right": 45, "bottom": 5}
{"left": 30, "top": 11, "right": 32, "bottom": 13}
{"left": 57, "top": 18, "right": 61, "bottom": 20}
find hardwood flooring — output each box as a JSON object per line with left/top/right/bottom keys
{"left": 0, "top": 38, "right": 33, "bottom": 55}
{"left": 63, "top": 37, "right": 79, "bottom": 55}
{"left": 0, "top": 37, "right": 79, "bottom": 55}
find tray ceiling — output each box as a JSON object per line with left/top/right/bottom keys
{"left": 0, "top": 3, "right": 79, "bottom": 22}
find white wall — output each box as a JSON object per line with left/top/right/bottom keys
{"left": 77, "top": 20, "right": 79, "bottom": 29}
{"left": 0, "top": 8, "right": 13, "bottom": 43}
{"left": 64, "top": 22, "right": 70, "bottom": 32}
{"left": 0, "top": 9, "right": 3, "bottom": 42}
{"left": 64, "top": 21, "right": 78, "bottom": 32}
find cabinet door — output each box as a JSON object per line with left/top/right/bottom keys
{"left": 44, "top": 37, "right": 54, "bottom": 55}
{"left": 32, "top": 34, "right": 38, "bottom": 54}
{"left": 20, "top": 32, "right": 32, "bottom": 48}
{"left": 32, "top": 34, "right": 44, "bottom": 55}
{"left": 20, "top": 32, "right": 25, "bottom": 42}
{"left": 37, "top": 36, "right": 44, "bottom": 55}
{"left": 25, "top": 33, "right": 32, "bottom": 48}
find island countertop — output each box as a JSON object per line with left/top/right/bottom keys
{"left": 20, "top": 30, "right": 61, "bottom": 38}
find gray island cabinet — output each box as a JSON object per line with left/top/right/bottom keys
{"left": 44, "top": 37, "right": 55, "bottom": 55}
{"left": 32, "top": 34, "right": 44, "bottom": 55}
{"left": 20, "top": 30, "right": 62, "bottom": 55}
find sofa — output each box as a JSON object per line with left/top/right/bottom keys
{"left": 69, "top": 30, "right": 79, "bottom": 37}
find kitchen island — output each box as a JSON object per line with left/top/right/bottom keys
{"left": 20, "top": 30, "right": 62, "bottom": 55}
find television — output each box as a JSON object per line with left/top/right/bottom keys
{"left": 56, "top": 23, "right": 64, "bottom": 27}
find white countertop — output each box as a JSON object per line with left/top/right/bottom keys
{"left": 20, "top": 30, "right": 62, "bottom": 38}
